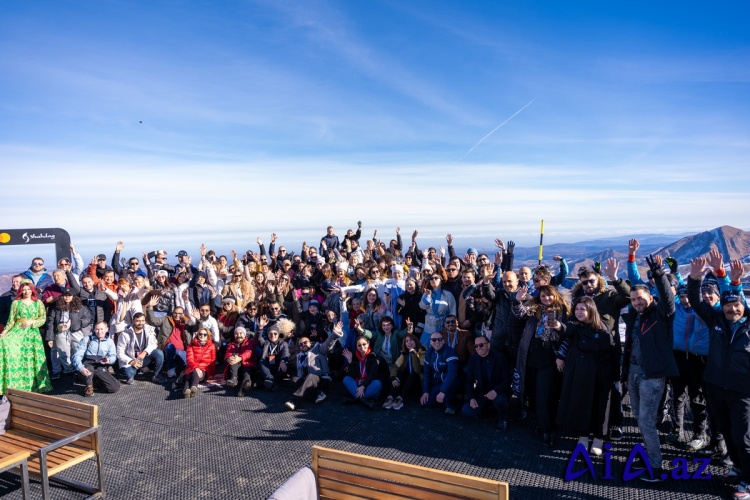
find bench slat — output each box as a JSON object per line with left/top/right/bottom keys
{"left": 11, "top": 407, "right": 93, "bottom": 434}
{"left": 317, "top": 456, "right": 500, "bottom": 500}
{"left": 9, "top": 421, "right": 94, "bottom": 449}
{"left": 319, "top": 477, "right": 404, "bottom": 500}
{"left": 318, "top": 468, "right": 458, "bottom": 500}
{"left": 315, "top": 447, "right": 502, "bottom": 493}
{"left": 8, "top": 396, "right": 95, "bottom": 426}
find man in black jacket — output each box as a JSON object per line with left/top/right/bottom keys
{"left": 461, "top": 337, "right": 511, "bottom": 430}
{"left": 622, "top": 255, "right": 679, "bottom": 482}
{"left": 688, "top": 257, "right": 750, "bottom": 498}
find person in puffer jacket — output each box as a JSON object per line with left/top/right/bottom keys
{"left": 182, "top": 328, "right": 216, "bottom": 399}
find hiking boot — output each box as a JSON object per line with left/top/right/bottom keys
{"left": 183, "top": 388, "right": 192, "bottom": 398}
{"left": 190, "top": 386, "right": 199, "bottom": 397}
{"left": 688, "top": 435, "right": 709, "bottom": 451}
{"left": 591, "top": 438, "right": 604, "bottom": 456}
{"left": 84, "top": 385, "right": 94, "bottom": 397}
{"left": 382, "top": 396, "right": 394, "bottom": 410}
{"left": 640, "top": 467, "right": 668, "bottom": 483}
{"left": 610, "top": 427, "right": 623, "bottom": 442}
{"left": 315, "top": 392, "right": 327, "bottom": 404}
{"left": 735, "top": 482, "right": 750, "bottom": 500}
{"left": 392, "top": 396, "right": 404, "bottom": 410}
{"left": 226, "top": 377, "right": 238, "bottom": 388}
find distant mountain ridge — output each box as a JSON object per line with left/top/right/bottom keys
{"left": 506, "top": 225, "right": 750, "bottom": 279}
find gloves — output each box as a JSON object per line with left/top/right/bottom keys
{"left": 506, "top": 241, "right": 515, "bottom": 255}
{"left": 665, "top": 257, "right": 678, "bottom": 274}
{"left": 357, "top": 221, "right": 362, "bottom": 228}
{"left": 593, "top": 261, "right": 602, "bottom": 275}
{"left": 645, "top": 254, "right": 664, "bottom": 277}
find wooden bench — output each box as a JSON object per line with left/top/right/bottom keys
{"left": 311, "top": 445, "right": 509, "bottom": 499}
{"left": 0, "top": 389, "right": 104, "bottom": 499}
{"left": 0, "top": 450, "right": 31, "bottom": 500}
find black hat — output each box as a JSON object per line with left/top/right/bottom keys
{"left": 97, "top": 254, "right": 107, "bottom": 261}
{"left": 176, "top": 250, "right": 188, "bottom": 258}
{"left": 720, "top": 290, "right": 742, "bottom": 307}
{"left": 60, "top": 287, "right": 73, "bottom": 295}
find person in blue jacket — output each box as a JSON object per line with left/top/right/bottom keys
{"left": 72, "top": 321, "right": 119, "bottom": 396}
{"left": 421, "top": 333, "right": 459, "bottom": 415}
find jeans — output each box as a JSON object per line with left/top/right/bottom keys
{"left": 629, "top": 365, "right": 666, "bottom": 469}
{"left": 121, "top": 349, "right": 165, "bottom": 379}
{"left": 424, "top": 382, "right": 457, "bottom": 411}
{"left": 343, "top": 376, "right": 382, "bottom": 399}
{"left": 164, "top": 344, "right": 186, "bottom": 373}
{"left": 51, "top": 330, "right": 84, "bottom": 375}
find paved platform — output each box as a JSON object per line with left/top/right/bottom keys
{"left": 0, "top": 376, "right": 733, "bottom": 499}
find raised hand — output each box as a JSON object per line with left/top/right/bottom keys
{"left": 271, "top": 233, "right": 277, "bottom": 243}
{"left": 494, "top": 252, "right": 503, "bottom": 265}
{"left": 446, "top": 234, "right": 453, "bottom": 245}
{"left": 148, "top": 295, "right": 159, "bottom": 308}
{"left": 231, "top": 250, "right": 237, "bottom": 260}
{"left": 689, "top": 257, "right": 707, "bottom": 279}
{"left": 494, "top": 238, "right": 505, "bottom": 250}
{"left": 373, "top": 229, "right": 378, "bottom": 239}
{"left": 200, "top": 243, "right": 207, "bottom": 258}
{"left": 258, "top": 315, "right": 269, "bottom": 329}
{"left": 256, "top": 237, "right": 262, "bottom": 246}
{"left": 332, "top": 321, "right": 344, "bottom": 335}
{"left": 506, "top": 241, "right": 515, "bottom": 254}
{"left": 412, "top": 230, "right": 418, "bottom": 241}
{"left": 645, "top": 254, "right": 663, "bottom": 274}
{"left": 342, "top": 348, "right": 353, "bottom": 364}
{"left": 439, "top": 245, "right": 445, "bottom": 256}
{"left": 707, "top": 248, "right": 724, "bottom": 271}
{"left": 628, "top": 238, "right": 640, "bottom": 255}
{"left": 396, "top": 227, "right": 400, "bottom": 235}
{"left": 665, "top": 256, "right": 678, "bottom": 274}
{"left": 116, "top": 241, "right": 124, "bottom": 253}
{"left": 730, "top": 259, "right": 745, "bottom": 283}
{"left": 602, "top": 258, "right": 619, "bottom": 280}
{"left": 516, "top": 284, "right": 528, "bottom": 302}
{"left": 552, "top": 255, "right": 563, "bottom": 262}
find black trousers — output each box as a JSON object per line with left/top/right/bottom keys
{"left": 83, "top": 362, "right": 120, "bottom": 393}
{"left": 184, "top": 369, "right": 207, "bottom": 390}
{"left": 292, "top": 374, "right": 330, "bottom": 401}
{"left": 671, "top": 351, "right": 709, "bottom": 436}
{"left": 226, "top": 363, "right": 253, "bottom": 386}
{"left": 705, "top": 383, "right": 750, "bottom": 482}
{"left": 387, "top": 372, "right": 421, "bottom": 400}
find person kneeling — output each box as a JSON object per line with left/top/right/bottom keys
{"left": 224, "top": 327, "right": 258, "bottom": 397}
{"left": 342, "top": 336, "right": 382, "bottom": 409}
{"left": 183, "top": 328, "right": 216, "bottom": 398}
{"left": 461, "top": 336, "right": 510, "bottom": 431}
{"left": 73, "top": 321, "right": 120, "bottom": 397}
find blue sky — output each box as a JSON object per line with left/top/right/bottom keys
{"left": 1, "top": 1, "right": 749, "bottom": 256}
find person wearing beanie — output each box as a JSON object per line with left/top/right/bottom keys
{"left": 688, "top": 257, "right": 750, "bottom": 499}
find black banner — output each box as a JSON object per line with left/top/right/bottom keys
{"left": 0, "top": 228, "right": 71, "bottom": 263}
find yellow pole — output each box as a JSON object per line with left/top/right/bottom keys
{"left": 538, "top": 220, "right": 545, "bottom": 265}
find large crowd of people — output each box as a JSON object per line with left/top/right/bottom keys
{"left": 0, "top": 224, "right": 748, "bottom": 498}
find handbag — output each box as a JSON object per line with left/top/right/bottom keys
{"left": 0, "top": 395, "right": 10, "bottom": 436}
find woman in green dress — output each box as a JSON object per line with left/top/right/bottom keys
{"left": 0, "top": 280, "right": 52, "bottom": 393}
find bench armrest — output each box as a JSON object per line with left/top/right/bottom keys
{"left": 0, "top": 451, "right": 30, "bottom": 471}
{"left": 40, "top": 426, "right": 100, "bottom": 454}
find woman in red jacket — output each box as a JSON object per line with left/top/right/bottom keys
{"left": 183, "top": 328, "right": 216, "bottom": 398}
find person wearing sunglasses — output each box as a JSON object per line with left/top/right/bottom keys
{"left": 571, "top": 257, "right": 631, "bottom": 443}
{"left": 21, "top": 257, "right": 54, "bottom": 293}
{"left": 461, "top": 336, "right": 511, "bottom": 431}
{"left": 418, "top": 274, "right": 456, "bottom": 348}
{"left": 420, "top": 332, "right": 459, "bottom": 415}
{"left": 182, "top": 328, "right": 216, "bottom": 398}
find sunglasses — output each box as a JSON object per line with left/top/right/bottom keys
{"left": 447, "top": 268, "right": 458, "bottom": 272}
{"left": 197, "top": 334, "right": 208, "bottom": 338}
{"left": 474, "top": 342, "right": 489, "bottom": 348}
{"left": 32, "top": 262, "right": 44, "bottom": 266}
{"left": 581, "top": 279, "right": 597, "bottom": 286}
{"left": 445, "top": 320, "right": 457, "bottom": 324}
{"left": 429, "top": 277, "right": 440, "bottom": 281}
{"left": 430, "top": 338, "right": 444, "bottom": 343}
{"left": 129, "top": 262, "right": 139, "bottom": 266}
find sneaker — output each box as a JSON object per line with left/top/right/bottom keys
{"left": 444, "top": 407, "right": 456, "bottom": 415}
{"left": 610, "top": 427, "right": 623, "bottom": 442}
{"left": 125, "top": 378, "right": 134, "bottom": 385}
{"left": 640, "top": 467, "right": 667, "bottom": 483}
{"left": 735, "top": 482, "right": 750, "bottom": 500}
{"left": 183, "top": 388, "right": 192, "bottom": 398}
{"left": 238, "top": 380, "right": 252, "bottom": 397}
{"left": 226, "top": 377, "right": 238, "bottom": 388}
{"left": 315, "top": 392, "right": 327, "bottom": 404}
{"left": 382, "top": 396, "right": 394, "bottom": 410}
{"left": 190, "top": 386, "right": 199, "bottom": 397}
{"left": 577, "top": 436, "right": 590, "bottom": 449}
{"left": 723, "top": 467, "right": 742, "bottom": 485}
{"left": 51, "top": 372, "right": 61, "bottom": 380}
{"left": 284, "top": 400, "right": 296, "bottom": 411}
{"left": 591, "top": 438, "right": 603, "bottom": 456}
{"left": 264, "top": 380, "right": 274, "bottom": 390}
{"left": 84, "top": 385, "right": 94, "bottom": 397}
{"left": 688, "top": 436, "right": 709, "bottom": 451}
{"left": 392, "top": 397, "right": 404, "bottom": 410}
{"left": 152, "top": 374, "right": 165, "bottom": 384}
{"left": 167, "top": 368, "right": 176, "bottom": 378}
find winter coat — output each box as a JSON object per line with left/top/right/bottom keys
{"left": 45, "top": 306, "right": 92, "bottom": 341}
{"left": 116, "top": 325, "right": 158, "bottom": 368}
{"left": 688, "top": 277, "right": 750, "bottom": 396}
{"left": 225, "top": 337, "right": 259, "bottom": 369}
{"left": 465, "top": 349, "right": 511, "bottom": 401}
{"left": 72, "top": 333, "right": 117, "bottom": 371}
{"left": 422, "top": 345, "right": 459, "bottom": 394}
{"left": 185, "top": 338, "right": 216, "bottom": 376}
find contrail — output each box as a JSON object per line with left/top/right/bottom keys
{"left": 461, "top": 98, "right": 535, "bottom": 160}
